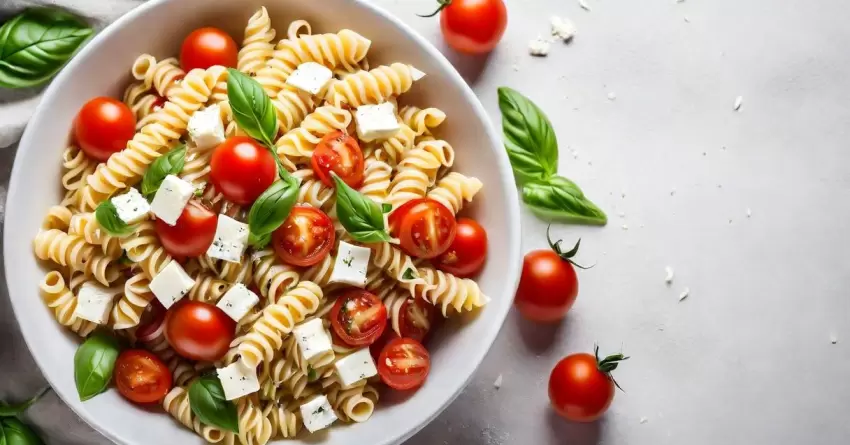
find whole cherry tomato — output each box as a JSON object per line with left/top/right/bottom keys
{"left": 420, "top": 0, "right": 508, "bottom": 54}
{"left": 209, "top": 136, "right": 277, "bottom": 205}
{"left": 549, "top": 346, "right": 628, "bottom": 422}
{"left": 74, "top": 97, "right": 136, "bottom": 162}
{"left": 180, "top": 27, "right": 238, "bottom": 71}
{"left": 165, "top": 301, "right": 235, "bottom": 361}
{"left": 433, "top": 218, "right": 487, "bottom": 277}
{"left": 155, "top": 200, "right": 218, "bottom": 258}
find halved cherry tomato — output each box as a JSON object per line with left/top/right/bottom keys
{"left": 165, "top": 301, "right": 235, "bottom": 361}
{"left": 180, "top": 27, "right": 238, "bottom": 71}
{"left": 433, "top": 218, "right": 487, "bottom": 277}
{"left": 210, "top": 136, "right": 277, "bottom": 205}
{"left": 549, "top": 347, "right": 628, "bottom": 422}
{"left": 389, "top": 198, "right": 457, "bottom": 259}
{"left": 422, "top": 0, "right": 507, "bottom": 55}
{"left": 397, "top": 297, "right": 435, "bottom": 342}
{"left": 114, "top": 349, "right": 172, "bottom": 404}
{"left": 271, "top": 206, "right": 335, "bottom": 267}
{"left": 155, "top": 200, "right": 218, "bottom": 258}
{"left": 311, "top": 131, "right": 365, "bottom": 188}
{"left": 378, "top": 337, "right": 431, "bottom": 390}
{"left": 74, "top": 97, "right": 136, "bottom": 162}
{"left": 369, "top": 329, "right": 400, "bottom": 362}
{"left": 330, "top": 289, "right": 388, "bottom": 347}
{"left": 136, "top": 300, "right": 166, "bottom": 343}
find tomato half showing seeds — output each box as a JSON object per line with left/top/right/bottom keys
{"left": 155, "top": 200, "right": 218, "bottom": 258}
{"left": 378, "top": 337, "right": 431, "bottom": 391}
{"left": 330, "top": 289, "right": 388, "bottom": 347}
{"left": 389, "top": 198, "right": 457, "bottom": 259}
{"left": 165, "top": 301, "right": 235, "bottom": 361}
{"left": 210, "top": 136, "right": 278, "bottom": 205}
{"left": 422, "top": 0, "right": 508, "bottom": 55}
{"left": 433, "top": 217, "right": 488, "bottom": 278}
{"left": 396, "top": 297, "right": 436, "bottom": 342}
{"left": 311, "top": 131, "right": 365, "bottom": 188}
{"left": 114, "top": 349, "right": 172, "bottom": 404}
{"left": 549, "top": 347, "right": 629, "bottom": 422}
{"left": 272, "top": 206, "right": 335, "bottom": 267}
{"left": 74, "top": 97, "right": 136, "bottom": 162}
{"left": 180, "top": 27, "right": 238, "bottom": 71}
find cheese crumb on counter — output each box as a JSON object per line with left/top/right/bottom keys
{"left": 678, "top": 287, "right": 690, "bottom": 302}
{"left": 578, "top": 0, "right": 592, "bottom": 12}
{"left": 550, "top": 16, "right": 576, "bottom": 42}
{"left": 734, "top": 96, "right": 743, "bottom": 111}
{"left": 494, "top": 374, "right": 503, "bottom": 389}
{"left": 528, "top": 36, "right": 551, "bottom": 57}
{"left": 665, "top": 267, "right": 675, "bottom": 284}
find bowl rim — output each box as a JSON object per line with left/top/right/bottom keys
{"left": 4, "top": 0, "right": 522, "bottom": 444}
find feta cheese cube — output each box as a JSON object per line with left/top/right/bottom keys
{"left": 187, "top": 104, "right": 225, "bottom": 151}
{"left": 73, "top": 282, "right": 120, "bottom": 324}
{"left": 355, "top": 102, "right": 400, "bottom": 142}
{"left": 111, "top": 188, "right": 150, "bottom": 225}
{"left": 299, "top": 395, "right": 337, "bottom": 433}
{"left": 329, "top": 241, "right": 370, "bottom": 287}
{"left": 293, "top": 318, "right": 333, "bottom": 363}
{"left": 150, "top": 175, "right": 193, "bottom": 226}
{"left": 334, "top": 348, "right": 378, "bottom": 387}
{"left": 216, "top": 284, "right": 259, "bottom": 322}
{"left": 149, "top": 261, "right": 195, "bottom": 309}
{"left": 206, "top": 215, "right": 249, "bottom": 263}
{"left": 409, "top": 65, "right": 426, "bottom": 81}
{"left": 217, "top": 360, "right": 260, "bottom": 401}
{"left": 286, "top": 62, "right": 333, "bottom": 96}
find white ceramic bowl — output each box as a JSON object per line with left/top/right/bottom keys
{"left": 4, "top": 0, "right": 521, "bottom": 444}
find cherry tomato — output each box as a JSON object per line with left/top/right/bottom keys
{"left": 423, "top": 0, "right": 507, "bottom": 54}
{"left": 155, "top": 200, "right": 218, "bottom": 258}
{"left": 389, "top": 198, "right": 457, "bottom": 259}
{"left": 74, "top": 97, "right": 136, "bottom": 162}
{"left": 378, "top": 337, "right": 431, "bottom": 390}
{"left": 149, "top": 95, "right": 166, "bottom": 113}
{"left": 180, "top": 27, "right": 238, "bottom": 71}
{"left": 549, "top": 347, "right": 628, "bottom": 422}
{"left": 330, "top": 289, "right": 388, "bottom": 347}
{"left": 271, "top": 206, "right": 335, "bottom": 267}
{"left": 165, "top": 301, "right": 235, "bottom": 361}
{"left": 433, "top": 218, "right": 487, "bottom": 277}
{"left": 311, "top": 131, "right": 365, "bottom": 188}
{"left": 136, "top": 300, "right": 166, "bottom": 343}
{"left": 210, "top": 136, "right": 277, "bottom": 205}
{"left": 114, "top": 349, "right": 172, "bottom": 404}
{"left": 397, "top": 297, "right": 435, "bottom": 342}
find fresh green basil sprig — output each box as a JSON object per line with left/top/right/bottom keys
{"left": 0, "top": 417, "right": 43, "bottom": 445}
{"left": 333, "top": 175, "right": 392, "bottom": 243}
{"left": 73, "top": 332, "right": 121, "bottom": 401}
{"left": 94, "top": 200, "right": 136, "bottom": 237}
{"left": 188, "top": 375, "right": 239, "bottom": 433}
{"left": 141, "top": 144, "right": 187, "bottom": 197}
{"left": 247, "top": 177, "right": 299, "bottom": 248}
{"left": 0, "top": 8, "right": 93, "bottom": 88}
{"left": 498, "top": 87, "right": 607, "bottom": 225}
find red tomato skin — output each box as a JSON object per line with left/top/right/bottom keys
{"left": 114, "top": 349, "right": 172, "bottom": 404}
{"left": 311, "top": 131, "right": 365, "bottom": 188}
{"left": 155, "top": 201, "right": 218, "bottom": 258}
{"left": 514, "top": 250, "right": 578, "bottom": 323}
{"left": 440, "top": 0, "right": 508, "bottom": 54}
{"left": 180, "top": 27, "right": 238, "bottom": 71}
{"left": 74, "top": 97, "right": 136, "bottom": 162}
{"left": 272, "top": 206, "right": 335, "bottom": 267}
{"left": 209, "top": 136, "right": 277, "bottom": 205}
{"left": 165, "top": 301, "right": 235, "bottom": 361}
{"left": 377, "top": 337, "right": 431, "bottom": 390}
{"left": 433, "top": 218, "right": 488, "bottom": 277}
{"left": 330, "top": 290, "right": 388, "bottom": 347}
{"left": 389, "top": 198, "right": 457, "bottom": 259}
{"left": 549, "top": 353, "right": 615, "bottom": 422}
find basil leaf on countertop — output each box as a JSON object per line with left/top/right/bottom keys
{"left": 188, "top": 375, "right": 238, "bottom": 433}
{"left": 333, "top": 174, "right": 392, "bottom": 243}
{"left": 94, "top": 200, "right": 135, "bottom": 237}
{"left": 74, "top": 332, "right": 120, "bottom": 402}
{"left": 0, "top": 417, "right": 44, "bottom": 445}
{"left": 0, "top": 387, "right": 50, "bottom": 417}
{"left": 522, "top": 176, "right": 608, "bottom": 225}
{"left": 497, "top": 86, "right": 558, "bottom": 184}
{"left": 141, "top": 144, "right": 187, "bottom": 197}
{"left": 0, "top": 8, "right": 93, "bottom": 89}
{"left": 247, "top": 177, "right": 300, "bottom": 246}
{"left": 226, "top": 68, "right": 278, "bottom": 148}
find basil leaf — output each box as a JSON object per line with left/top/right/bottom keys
{"left": 522, "top": 176, "right": 607, "bottom": 225}
{"left": 248, "top": 231, "right": 271, "bottom": 250}
{"left": 226, "top": 68, "right": 278, "bottom": 148}
{"left": 0, "top": 417, "right": 43, "bottom": 445}
{"left": 333, "top": 175, "right": 391, "bottom": 243}
{"left": 247, "top": 177, "right": 300, "bottom": 242}
{"left": 0, "top": 8, "right": 93, "bottom": 89}
{"left": 73, "top": 332, "right": 120, "bottom": 402}
{"left": 0, "top": 387, "right": 50, "bottom": 417}
{"left": 94, "top": 200, "right": 135, "bottom": 237}
{"left": 381, "top": 203, "right": 392, "bottom": 213}
{"left": 188, "top": 375, "right": 238, "bottom": 433}
{"left": 141, "top": 144, "right": 186, "bottom": 197}
{"left": 402, "top": 268, "right": 416, "bottom": 281}
{"left": 497, "top": 87, "right": 558, "bottom": 184}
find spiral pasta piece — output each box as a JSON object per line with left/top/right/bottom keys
{"left": 273, "top": 84, "right": 319, "bottom": 133}
{"left": 238, "top": 7, "right": 276, "bottom": 75}
{"left": 404, "top": 267, "right": 490, "bottom": 316}
{"left": 163, "top": 387, "right": 230, "bottom": 443}
{"left": 62, "top": 145, "right": 96, "bottom": 197}
{"left": 361, "top": 240, "right": 424, "bottom": 287}
{"left": 274, "top": 105, "right": 351, "bottom": 163}
{"left": 123, "top": 82, "right": 160, "bottom": 127}
{"left": 39, "top": 271, "right": 97, "bottom": 337}
{"left": 109, "top": 272, "right": 153, "bottom": 330}
{"left": 33, "top": 230, "right": 120, "bottom": 285}
{"left": 41, "top": 206, "right": 73, "bottom": 231}
{"left": 323, "top": 380, "right": 379, "bottom": 423}
{"left": 399, "top": 105, "right": 446, "bottom": 137}
{"left": 264, "top": 403, "right": 301, "bottom": 439}
{"left": 251, "top": 249, "right": 301, "bottom": 304}
{"left": 365, "top": 265, "right": 396, "bottom": 300}
{"left": 67, "top": 212, "right": 123, "bottom": 259}
{"left": 330, "top": 63, "right": 421, "bottom": 107}
{"left": 188, "top": 273, "right": 230, "bottom": 304}
{"left": 367, "top": 122, "right": 416, "bottom": 166}
{"left": 132, "top": 55, "right": 184, "bottom": 97}
{"left": 293, "top": 169, "right": 335, "bottom": 210}
{"left": 119, "top": 221, "right": 173, "bottom": 279}
{"left": 237, "top": 396, "right": 273, "bottom": 445}
{"left": 359, "top": 158, "right": 392, "bottom": 203}
{"left": 386, "top": 139, "right": 455, "bottom": 208}
{"left": 261, "top": 342, "right": 312, "bottom": 401}
{"left": 426, "top": 172, "right": 483, "bottom": 215}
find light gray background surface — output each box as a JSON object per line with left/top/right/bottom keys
{"left": 2, "top": 0, "right": 849, "bottom": 444}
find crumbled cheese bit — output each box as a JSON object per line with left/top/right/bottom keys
{"left": 578, "top": 0, "right": 592, "bottom": 11}
{"left": 678, "top": 287, "right": 690, "bottom": 301}
{"left": 607, "top": 92, "right": 617, "bottom": 101}
{"left": 665, "top": 267, "right": 674, "bottom": 284}
{"left": 640, "top": 417, "right": 649, "bottom": 424}
{"left": 493, "top": 374, "right": 503, "bottom": 389}
{"left": 671, "top": 187, "right": 677, "bottom": 196}
{"left": 621, "top": 224, "right": 629, "bottom": 230}
{"left": 734, "top": 96, "right": 743, "bottom": 111}
{"left": 746, "top": 208, "right": 752, "bottom": 218}
{"left": 830, "top": 333, "right": 838, "bottom": 344}
{"left": 550, "top": 16, "right": 576, "bottom": 42}
{"left": 512, "top": 64, "right": 520, "bottom": 72}
{"left": 528, "top": 36, "right": 551, "bottom": 57}
{"left": 683, "top": 16, "right": 691, "bottom": 23}
{"left": 618, "top": 211, "right": 626, "bottom": 218}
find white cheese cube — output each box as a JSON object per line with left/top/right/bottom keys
{"left": 299, "top": 395, "right": 337, "bottom": 433}
{"left": 293, "top": 318, "right": 333, "bottom": 363}
{"left": 206, "top": 215, "right": 249, "bottom": 263}
{"left": 111, "top": 188, "right": 150, "bottom": 225}
{"left": 355, "top": 102, "right": 400, "bottom": 142}
{"left": 150, "top": 175, "right": 193, "bottom": 226}
{"left": 187, "top": 104, "right": 225, "bottom": 151}
{"left": 73, "top": 282, "right": 120, "bottom": 324}
{"left": 216, "top": 284, "right": 259, "bottom": 322}
{"left": 286, "top": 62, "right": 333, "bottom": 96}
{"left": 334, "top": 348, "right": 378, "bottom": 387}
{"left": 148, "top": 261, "right": 195, "bottom": 309}
{"left": 329, "top": 241, "right": 370, "bottom": 287}
{"left": 217, "top": 360, "right": 260, "bottom": 401}
{"left": 409, "top": 65, "right": 426, "bottom": 81}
